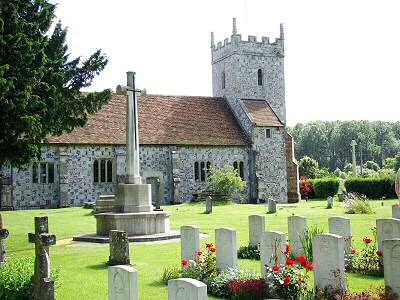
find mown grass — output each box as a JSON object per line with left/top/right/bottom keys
{"left": 4, "top": 198, "right": 398, "bottom": 299}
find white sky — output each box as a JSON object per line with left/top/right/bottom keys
{"left": 53, "top": 0, "right": 400, "bottom": 126}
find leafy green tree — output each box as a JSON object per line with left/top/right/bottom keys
{"left": 0, "top": 0, "right": 112, "bottom": 167}
{"left": 205, "top": 165, "right": 246, "bottom": 200}
{"left": 363, "top": 161, "right": 380, "bottom": 172}
{"left": 396, "top": 153, "right": 400, "bottom": 171}
{"left": 298, "top": 156, "right": 319, "bottom": 178}
{"left": 383, "top": 157, "right": 397, "bottom": 170}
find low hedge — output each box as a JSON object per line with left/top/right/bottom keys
{"left": 344, "top": 178, "right": 396, "bottom": 199}
{"left": 309, "top": 178, "right": 339, "bottom": 198}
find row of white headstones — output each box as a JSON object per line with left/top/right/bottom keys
{"left": 108, "top": 204, "right": 400, "bottom": 300}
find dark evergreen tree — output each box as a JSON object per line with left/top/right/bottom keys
{"left": 0, "top": 0, "right": 112, "bottom": 167}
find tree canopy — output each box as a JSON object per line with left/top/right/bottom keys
{"left": 0, "top": 0, "right": 112, "bottom": 167}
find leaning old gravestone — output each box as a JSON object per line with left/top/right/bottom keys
{"left": 383, "top": 239, "right": 400, "bottom": 298}
{"left": 0, "top": 214, "right": 9, "bottom": 265}
{"left": 376, "top": 218, "right": 400, "bottom": 252}
{"left": 327, "top": 196, "right": 333, "bottom": 209}
{"left": 109, "top": 230, "right": 130, "bottom": 266}
{"left": 268, "top": 199, "right": 277, "bottom": 213}
{"left": 329, "top": 216, "right": 352, "bottom": 254}
{"left": 28, "top": 216, "right": 56, "bottom": 300}
{"left": 260, "top": 231, "right": 286, "bottom": 276}
{"left": 215, "top": 228, "right": 237, "bottom": 271}
{"left": 181, "top": 225, "right": 200, "bottom": 262}
{"left": 109, "top": 265, "right": 138, "bottom": 300}
{"left": 393, "top": 205, "right": 400, "bottom": 219}
{"left": 249, "top": 215, "right": 265, "bottom": 247}
{"left": 205, "top": 196, "right": 212, "bottom": 214}
{"left": 313, "top": 233, "right": 346, "bottom": 295}
{"left": 168, "top": 278, "right": 207, "bottom": 300}
{"left": 288, "top": 216, "right": 307, "bottom": 257}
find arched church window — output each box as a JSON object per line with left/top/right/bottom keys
{"left": 257, "top": 69, "right": 263, "bottom": 86}
{"left": 194, "top": 162, "right": 199, "bottom": 181}
{"left": 222, "top": 71, "right": 226, "bottom": 89}
{"left": 200, "top": 161, "right": 206, "bottom": 182}
{"left": 93, "top": 160, "right": 99, "bottom": 183}
{"left": 107, "top": 160, "right": 113, "bottom": 182}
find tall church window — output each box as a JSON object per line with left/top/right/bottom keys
{"left": 194, "top": 162, "right": 200, "bottom": 181}
{"left": 32, "top": 162, "right": 39, "bottom": 183}
{"left": 93, "top": 159, "right": 113, "bottom": 183}
{"left": 194, "top": 161, "right": 212, "bottom": 182}
{"left": 32, "top": 162, "right": 55, "bottom": 184}
{"left": 257, "top": 69, "right": 263, "bottom": 86}
{"left": 222, "top": 71, "right": 226, "bottom": 89}
{"left": 93, "top": 160, "right": 99, "bottom": 183}
{"left": 200, "top": 161, "right": 206, "bottom": 182}
{"left": 233, "top": 160, "right": 245, "bottom": 180}
{"left": 265, "top": 128, "right": 271, "bottom": 139}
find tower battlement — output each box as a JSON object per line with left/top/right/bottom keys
{"left": 211, "top": 19, "right": 284, "bottom": 64}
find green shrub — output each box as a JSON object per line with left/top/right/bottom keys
{"left": 299, "top": 225, "right": 324, "bottom": 263}
{"left": 344, "top": 178, "right": 396, "bottom": 199}
{"left": 343, "top": 193, "right": 374, "bottom": 214}
{"left": 161, "top": 266, "right": 181, "bottom": 284}
{"left": 310, "top": 178, "right": 339, "bottom": 198}
{"left": 237, "top": 245, "right": 260, "bottom": 260}
{"left": 299, "top": 156, "right": 319, "bottom": 179}
{"left": 0, "top": 257, "right": 33, "bottom": 300}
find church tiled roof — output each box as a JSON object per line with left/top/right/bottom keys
{"left": 47, "top": 94, "right": 249, "bottom": 146}
{"left": 242, "top": 99, "right": 284, "bottom": 127}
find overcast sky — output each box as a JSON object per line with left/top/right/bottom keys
{"left": 53, "top": 0, "right": 399, "bottom": 126}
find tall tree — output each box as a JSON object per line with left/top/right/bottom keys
{"left": 0, "top": 0, "right": 112, "bottom": 167}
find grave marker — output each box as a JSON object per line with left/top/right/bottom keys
{"left": 168, "top": 278, "right": 207, "bottom": 300}
{"left": 205, "top": 196, "right": 212, "bottom": 214}
{"left": 288, "top": 216, "right": 307, "bottom": 257}
{"left": 383, "top": 239, "right": 400, "bottom": 298}
{"left": 108, "top": 265, "right": 138, "bottom": 300}
{"left": 109, "top": 230, "right": 130, "bottom": 266}
{"left": 327, "top": 196, "right": 333, "bottom": 209}
{"left": 376, "top": 218, "right": 400, "bottom": 252}
{"left": 249, "top": 215, "right": 265, "bottom": 247}
{"left": 329, "top": 216, "right": 352, "bottom": 254}
{"left": 260, "top": 231, "right": 286, "bottom": 275}
{"left": 181, "top": 225, "right": 200, "bottom": 262}
{"left": 215, "top": 228, "right": 237, "bottom": 271}
{"left": 268, "top": 199, "right": 277, "bottom": 214}
{"left": 393, "top": 205, "right": 400, "bottom": 219}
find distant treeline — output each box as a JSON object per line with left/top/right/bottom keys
{"left": 288, "top": 121, "right": 400, "bottom": 171}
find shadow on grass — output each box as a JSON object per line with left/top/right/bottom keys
{"left": 86, "top": 262, "right": 109, "bottom": 270}
{"left": 347, "top": 272, "right": 384, "bottom": 281}
{"left": 148, "top": 280, "right": 167, "bottom": 288}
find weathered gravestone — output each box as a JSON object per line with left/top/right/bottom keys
{"left": 288, "top": 216, "right": 307, "bottom": 257}
{"left": 313, "top": 233, "right": 346, "bottom": 295}
{"left": 383, "top": 239, "right": 400, "bottom": 298}
{"left": 215, "top": 228, "right": 237, "bottom": 271}
{"left": 154, "top": 178, "right": 163, "bottom": 211}
{"left": 268, "top": 199, "right": 277, "bottom": 214}
{"left": 0, "top": 214, "right": 9, "bottom": 265}
{"left": 109, "top": 230, "right": 130, "bottom": 266}
{"left": 168, "top": 278, "right": 207, "bottom": 300}
{"left": 260, "top": 231, "right": 286, "bottom": 276}
{"left": 205, "top": 196, "right": 212, "bottom": 214}
{"left": 329, "top": 216, "right": 352, "bottom": 254}
{"left": 248, "top": 215, "right": 265, "bottom": 247}
{"left": 181, "top": 225, "right": 200, "bottom": 262}
{"left": 393, "top": 205, "right": 400, "bottom": 219}
{"left": 327, "top": 196, "right": 333, "bottom": 209}
{"left": 376, "top": 218, "right": 400, "bottom": 252}
{"left": 108, "top": 265, "right": 138, "bottom": 300}
{"left": 28, "top": 216, "right": 56, "bottom": 300}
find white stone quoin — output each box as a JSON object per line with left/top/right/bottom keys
{"left": 383, "top": 238, "right": 400, "bottom": 297}
{"left": 181, "top": 225, "right": 200, "bottom": 262}
{"left": 248, "top": 215, "right": 265, "bottom": 247}
{"left": 260, "top": 231, "right": 286, "bottom": 275}
{"left": 376, "top": 218, "right": 400, "bottom": 252}
{"left": 215, "top": 228, "right": 237, "bottom": 271}
{"left": 168, "top": 278, "right": 207, "bottom": 300}
{"left": 313, "top": 233, "right": 346, "bottom": 294}
{"left": 392, "top": 204, "right": 400, "bottom": 219}
{"left": 329, "top": 216, "right": 352, "bottom": 254}
{"left": 108, "top": 265, "right": 138, "bottom": 300}
{"left": 288, "top": 215, "right": 307, "bottom": 257}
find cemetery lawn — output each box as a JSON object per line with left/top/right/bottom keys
{"left": 5, "top": 198, "right": 398, "bottom": 299}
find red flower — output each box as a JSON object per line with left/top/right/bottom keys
{"left": 283, "top": 276, "right": 291, "bottom": 285}
{"left": 305, "top": 263, "right": 314, "bottom": 271}
{"left": 351, "top": 248, "right": 356, "bottom": 254}
{"left": 295, "top": 256, "right": 307, "bottom": 266}
{"left": 197, "top": 251, "right": 203, "bottom": 256}
{"left": 272, "top": 265, "right": 280, "bottom": 271}
{"left": 206, "top": 243, "right": 213, "bottom": 248}
{"left": 182, "top": 259, "right": 188, "bottom": 266}
{"left": 284, "top": 243, "right": 291, "bottom": 255}
{"left": 210, "top": 247, "right": 216, "bottom": 252}
{"left": 377, "top": 250, "right": 383, "bottom": 257}
{"left": 363, "top": 238, "right": 372, "bottom": 244}
{"left": 286, "top": 259, "right": 295, "bottom": 266}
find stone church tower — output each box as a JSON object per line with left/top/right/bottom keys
{"left": 211, "top": 19, "right": 299, "bottom": 203}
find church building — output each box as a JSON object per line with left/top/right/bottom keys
{"left": 0, "top": 19, "right": 300, "bottom": 209}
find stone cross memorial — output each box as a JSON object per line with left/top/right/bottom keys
{"left": 168, "top": 278, "right": 207, "bottom": 300}
{"left": 0, "top": 214, "right": 9, "bottom": 265}
{"left": 260, "top": 231, "right": 286, "bottom": 275}
{"left": 376, "top": 218, "right": 400, "bottom": 252}
{"left": 28, "top": 216, "right": 56, "bottom": 300}
{"left": 383, "top": 238, "right": 400, "bottom": 298}
{"left": 313, "top": 233, "right": 346, "bottom": 295}
{"left": 288, "top": 216, "right": 307, "bottom": 257}
{"left": 109, "top": 230, "right": 130, "bottom": 266}
{"left": 108, "top": 265, "right": 138, "bottom": 300}
{"left": 248, "top": 215, "right": 265, "bottom": 247}
{"left": 329, "top": 216, "right": 352, "bottom": 254}
{"left": 181, "top": 225, "right": 200, "bottom": 262}
{"left": 215, "top": 228, "right": 237, "bottom": 271}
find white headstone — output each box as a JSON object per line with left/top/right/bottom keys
{"left": 383, "top": 239, "right": 400, "bottom": 297}
{"left": 181, "top": 226, "right": 200, "bottom": 262}
{"left": 249, "top": 215, "right": 265, "bottom": 247}
{"left": 168, "top": 278, "right": 207, "bottom": 300}
{"left": 215, "top": 228, "right": 237, "bottom": 271}
{"left": 392, "top": 205, "right": 400, "bottom": 219}
{"left": 327, "top": 196, "right": 333, "bottom": 209}
{"left": 108, "top": 265, "right": 138, "bottom": 300}
{"left": 376, "top": 218, "right": 400, "bottom": 252}
{"left": 260, "top": 231, "right": 286, "bottom": 276}
{"left": 313, "top": 233, "right": 346, "bottom": 295}
{"left": 288, "top": 216, "right": 307, "bottom": 257}
{"left": 329, "top": 216, "right": 352, "bottom": 254}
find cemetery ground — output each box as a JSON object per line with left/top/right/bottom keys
{"left": 5, "top": 198, "right": 397, "bottom": 299}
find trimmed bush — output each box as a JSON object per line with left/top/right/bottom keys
{"left": 0, "top": 257, "right": 33, "bottom": 300}
{"left": 344, "top": 178, "right": 396, "bottom": 199}
{"left": 310, "top": 178, "right": 339, "bottom": 198}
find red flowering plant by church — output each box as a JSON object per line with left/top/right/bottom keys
{"left": 181, "top": 242, "right": 217, "bottom": 282}
{"left": 264, "top": 242, "right": 313, "bottom": 299}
